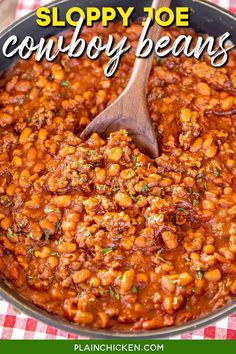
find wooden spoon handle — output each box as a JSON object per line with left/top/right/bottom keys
{"left": 127, "top": 0, "right": 171, "bottom": 91}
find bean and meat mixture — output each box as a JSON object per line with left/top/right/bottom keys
{"left": 0, "top": 22, "right": 236, "bottom": 331}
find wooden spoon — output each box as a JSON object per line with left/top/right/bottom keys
{"left": 81, "top": 0, "right": 171, "bottom": 158}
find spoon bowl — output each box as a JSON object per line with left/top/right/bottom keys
{"left": 81, "top": 0, "right": 171, "bottom": 158}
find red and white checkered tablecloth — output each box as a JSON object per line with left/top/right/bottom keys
{"left": 0, "top": 0, "right": 235, "bottom": 341}
{"left": 16, "top": 0, "right": 236, "bottom": 18}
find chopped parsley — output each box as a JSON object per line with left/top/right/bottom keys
{"left": 112, "top": 187, "right": 119, "bottom": 193}
{"left": 51, "top": 252, "right": 58, "bottom": 256}
{"left": 86, "top": 150, "right": 96, "bottom": 156}
{"left": 192, "top": 191, "right": 200, "bottom": 199}
{"left": 7, "top": 228, "right": 14, "bottom": 237}
{"left": 204, "top": 182, "right": 207, "bottom": 191}
{"left": 109, "top": 287, "right": 120, "bottom": 300}
{"left": 84, "top": 230, "right": 91, "bottom": 237}
{"left": 131, "top": 286, "right": 138, "bottom": 294}
{"left": 61, "top": 80, "right": 70, "bottom": 87}
{"left": 27, "top": 248, "right": 35, "bottom": 256}
{"left": 142, "top": 184, "right": 150, "bottom": 192}
{"left": 173, "top": 297, "right": 178, "bottom": 305}
{"left": 55, "top": 238, "right": 63, "bottom": 245}
{"left": 90, "top": 280, "right": 94, "bottom": 288}
{"left": 56, "top": 221, "right": 61, "bottom": 233}
{"left": 197, "top": 178, "right": 202, "bottom": 184}
{"left": 130, "top": 194, "right": 136, "bottom": 202}
{"left": 213, "top": 167, "right": 219, "bottom": 177}
{"left": 97, "top": 185, "right": 105, "bottom": 190}
{"left": 27, "top": 233, "right": 33, "bottom": 239}
{"left": 43, "top": 230, "right": 50, "bottom": 241}
{"left": 99, "top": 286, "right": 109, "bottom": 296}
{"left": 156, "top": 57, "right": 165, "bottom": 64}
{"left": 192, "top": 199, "right": 199, "bottom": 206}
{"left": 4, "top": 200, "right": 12, "bottom": 208}
{"left": 132, "top": 155, "right": 137, "bottom": 163}
{"left": 196, "top": 267, "right": 203, "bottom": 279}
{"left": 27, "top": 275, "right": 34, "bottom": 281}
{"left": 44, "top": 206, "right": 54, "bottom": 213}
{"left": 102, "top": 247, "right": 113, "bottom": 255}
{"left": 145, "top": 215, "right": 150, "bottom": 222}
{"left": 177, "top": 208, "right": 189, "bottom": 215}
{"left": 185, "top": 304, "right": 192, "bottom": 312}
{"left": 156, "top": 249, "right": 172, "bottom": 265}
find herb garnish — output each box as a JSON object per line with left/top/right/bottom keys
{"left": 213, "top": 167, "right": 219, "bottom": 177}
{"left": 43, "top": 230, "right": 50, "bottom": 241}
{"left": 7, "top": 228, "right": 14, "bottom": 237}
{"left": 61, "top": 80, "right": 70, "bottom": 87}
{"left": 156, "top": 249, "right": 172, "bottom": 265}
{"left": 109, "top": 287, "right": 120, "bottom": 300}
{"left": 177, "top": 208, "right": 189, "bottom": 215}
{"left": 131, "top": 286, "right": 138, "bottom": 294}
{"left": 56, "top": 221, "right": 61, "bottom": 233}
{"left": 27, "top": 248, "right": 35, "bottom": 256}
{"left": 196, "top": 267, "right": 203, "bottom": 279}
{"left": 102, "top": 247, "right": 113, "bottom": 255}
{"left": 142, "top": 184, "right": 150, "bottom": 192}
{"left": 130, "top": 194, "right": 136, "bottom": 201}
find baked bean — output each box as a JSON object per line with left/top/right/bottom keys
{"left": 97, "top": 312, "right": 109, "bottom": 328}
{"left": 1, "top": 23, "right": 236, "bottom": 333}
{"left": 51, "top": 63, "right": 65, "bottom": 81}
{"left": 219, "top": 247, "right": 235, "bottom": 261}
{"left": 205, "top": 144, "right": 218, "bottom": 158}
{"left": 38, "top": 128, "right": 48, "bottom": 140}
{"left": 114, "top": 192, "right": 133, "bottom": 208}
{"left": 120, "top": 269, "right": 135, "bottom": 293}
{"left": 95, "top": 168, "right": 106, "bottom": 182}
{"left": 108, "top": 164, "right": 120, "bottom": 176}
{"left": 51, "top": 195, "right": 72, "bottom": 208}
{"left": 221, "top": 96, "right": 234, "bottom": 111}
{"left": 0, "top": 112, "right": 14, "bottom": 127}
{"left": 59, "top": 146, "right": 76, "bottom": 157}
{"left": 72, "top": 269, "right": 91, "bottom": 284}
{"left": 74, "top": 311, "right": 94, "bottom": 325}
{"left": 19, "top": 128, "right": 32, "bottom": 144}
{"left": 12, "top": 156, "right": 22, "bottom": 167}
{"left": 162, "top": 231, "right": 178, "bottom": 249}
{"left": 108, "top": 147, "right": 123, "bottom": 162}
{"left": 203, "top": 244, "right": 215, "bottom": 254}
{"left": 120, "top": 168, "right": 135, "bottom": 180}
{"left": 197, "top": 82, "right": 211, "bottom": 96}
{"left": 35, "top": 247, "right": 51, "bottom": 258}
{"left": 47, "top": 256, "right": 59, "bottom": 268}
{"left": 0, "top": 217, "right": 12, "bottom": 230}
{"left": 57, "top": 242, "right": 77, "bottom": 253}
{"left": 90, "top": 277, "right": 100, "bottom": 288}
{"left": 136, "top": 273, "right": 148, "bottom": 284}
{"left": 204, "top": 269, "right": 221, "bottom": 282}
{"left": 202, "top": 200, "right": 215, "bottom": 210}
{"left": 142, "top": 317, "right": 163, "bottom": 329}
